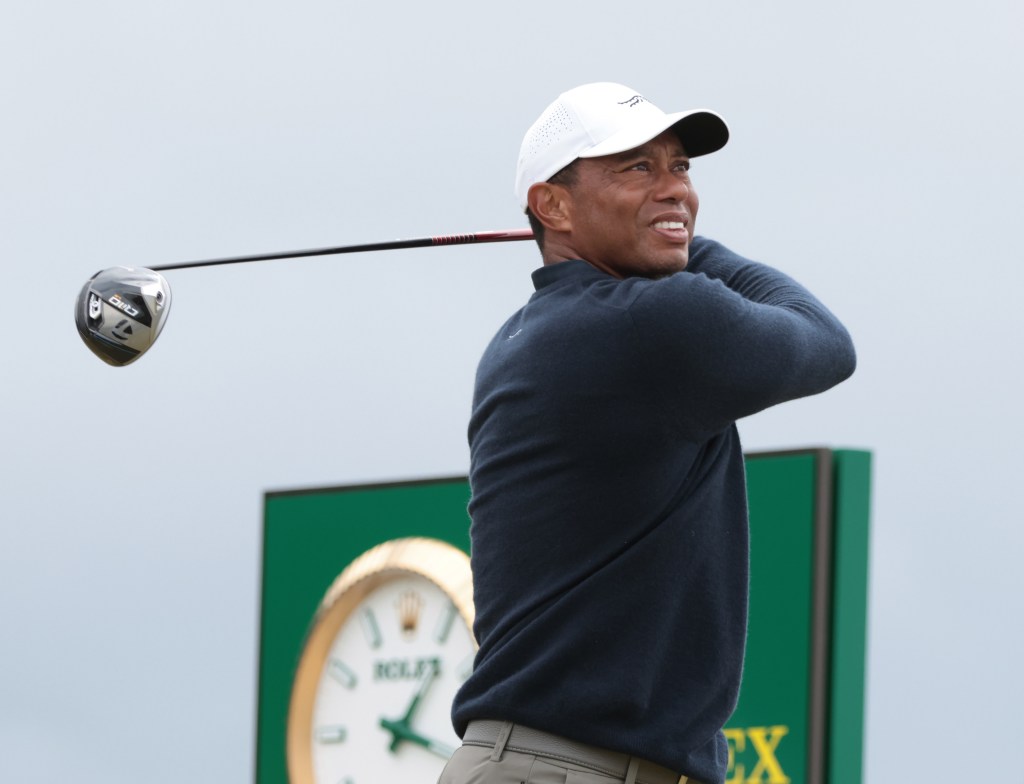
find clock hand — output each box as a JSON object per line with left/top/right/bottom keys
{"left": 380, "top": 664, "right": 445, "bottom": 755}
{"left": 378, "top": 717, "right": 456, "bottom": 759}
{"left": 402, "top": 662, "right": 438, "bottom": 724}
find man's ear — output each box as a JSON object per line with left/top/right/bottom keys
{"left": 527, "top": 182, "right": 573, "bottom": 234}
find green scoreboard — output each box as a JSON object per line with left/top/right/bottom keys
{"left": 256, "top": 448, "right": 871, "bottom": 784}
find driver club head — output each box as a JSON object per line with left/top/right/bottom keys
{"left": 75, "top": 267, "right": 172, "bottom": 366}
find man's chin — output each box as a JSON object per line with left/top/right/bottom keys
{"left": 644, "top": 249, "right": 689, "bottom": 278}
{"left": 586, "top": 248, "right": 688, "bottom": 279}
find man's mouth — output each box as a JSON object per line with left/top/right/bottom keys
{"left": 651, "top": 219, "right": 690, "bottom": 242}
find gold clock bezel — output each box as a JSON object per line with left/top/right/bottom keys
{"left": 286, "top": 536, "right": 476, "bottom": 784}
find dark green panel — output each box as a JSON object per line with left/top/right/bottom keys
{"left": 727, "top": 451, "right": 821, "bottom": 784}
{"left": 827, "top": 451, "right": 872, "bottom": 784}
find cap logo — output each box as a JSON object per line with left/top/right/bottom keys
{"left": 617, "top": 94, "right": 647, "bottom": 108}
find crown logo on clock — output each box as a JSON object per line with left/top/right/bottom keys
{"left": 397, "top": 590, "right": 424, "bottom": 637}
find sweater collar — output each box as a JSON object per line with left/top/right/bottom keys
{"left": 531, "top": 259, "right": 608, "bottom": 292}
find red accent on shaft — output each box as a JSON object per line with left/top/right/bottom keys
{"left": 431, "top": 229, "right": 534, "bottom": 246}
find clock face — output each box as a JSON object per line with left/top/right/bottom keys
{"left": 288, "top": 539, "right": 476, "bottom": 784}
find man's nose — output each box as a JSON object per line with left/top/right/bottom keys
{"left": 653, "top": 167, "right": 690, "bottom": 201}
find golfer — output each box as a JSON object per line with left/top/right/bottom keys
{"left": 440, "top": 82, "right": 856, "bottom": 784}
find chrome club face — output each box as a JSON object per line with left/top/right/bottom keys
{"left": 75, "top": 267, "right": 171, "bottom": 366}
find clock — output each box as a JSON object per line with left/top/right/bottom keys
{"left": 287, "top": 537, "right": 477, "bottom": 784}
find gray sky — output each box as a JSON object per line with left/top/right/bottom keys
{"left": 2, "top": 1, "right": 1022, "bottom": 781}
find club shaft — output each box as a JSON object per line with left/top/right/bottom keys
{"left": 150, "top": 229, "right": 534, "bottom": 272}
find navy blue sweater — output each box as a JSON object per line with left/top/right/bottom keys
{"left": 452, "top": 237, "right": 855, "bottom": 784}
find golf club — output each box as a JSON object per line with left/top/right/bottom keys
{"left": 75, "top": 228, "right": 534, "bottom": 367}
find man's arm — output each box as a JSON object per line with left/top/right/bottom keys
{"left": 629, "top": 236, "right": 856, "bottom": 439}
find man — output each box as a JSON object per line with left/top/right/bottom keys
{"left": 440, "top": 82, "right": 856, "bottom": 784}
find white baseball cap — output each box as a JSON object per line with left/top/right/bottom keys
{"left": 514, "top": 82, "right": 729, "bottom": 211}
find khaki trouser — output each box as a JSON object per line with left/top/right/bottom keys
{"left": 437, "top": 721, "right": 691, "bottom": 784}
{"left": 438, "top": 743, "right": 631, "bottom": 783}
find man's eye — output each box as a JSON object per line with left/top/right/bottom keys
{"left": 628, "top": 162, "right": 650, "bottom": 171}
{"left": 675, "top": 161, "right": 691, "bottom": 172}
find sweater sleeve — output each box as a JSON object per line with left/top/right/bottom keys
{"left": 628, "top": 236, "right": 857, "bottom": 439}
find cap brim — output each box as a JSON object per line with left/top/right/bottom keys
{"left": 579, "top": 109, "right": 729, "bottom": 160}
